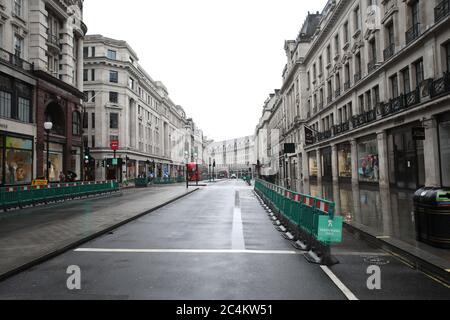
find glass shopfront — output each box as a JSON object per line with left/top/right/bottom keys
{"left": 309, "top": 151, "right": 318, "bottom": 177}
{"left": 321, "top": 147, "right": 332, "bottom": 181}
{"left": 71, "top": 147, "right": 81, "bottom": 180}
{"left": 44, "top": 143, "right": 64, "bottom": 182}
{"left": 358, "top": 137, "right": 379, "bottom": 183}
{"left": 338, "top": 143, "right": 352, "bottom": 179}
{"left": 388, "top": 123, "right": 425, "bottom": 190}
{"left": 3, "top": 135, "right": 33, "bottom": 185}
{"left": 439, "top": 114, "right": 450, "bottom": 187}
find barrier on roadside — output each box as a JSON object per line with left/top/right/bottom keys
{"left": 153, "top": 177, "right": 186, "bottom": 185}
{"left": 254, "top": 179, "right": 343, "bottom": 266}
{"left": 0, "top": 181, "right": 120, "bottom": 211}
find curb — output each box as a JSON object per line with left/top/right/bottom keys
{"left": 344, "top": 221, "right": 450, "bottom": 287}
{"left": 0, "top": 188, "right": 200, "bottom": 283}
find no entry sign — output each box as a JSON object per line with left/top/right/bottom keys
{"left": 110, "top": 140, "right": 119, "bottom": 151}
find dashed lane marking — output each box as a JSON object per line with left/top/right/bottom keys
{"left": 320, "top": 266, "right": 359, "bottom": 301}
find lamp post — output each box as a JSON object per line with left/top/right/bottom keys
{"left": 44, "top": 122, "right": 53, "bottom": 182}
{"left": 184, "top": 151, "right": 189, "bottom": 189}
{"left": 193, "top": 152, "right": 198, "bottom": 186}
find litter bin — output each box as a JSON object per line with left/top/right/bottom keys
{"left": 135, "top": 178, "right": 149, "bottom": 188}
{"left": 414, "top": 187, "right": 450, "bottom": 248}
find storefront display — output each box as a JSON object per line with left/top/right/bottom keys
{"left": 338, "top": 143, "right": 352, "bottom": 178}
{"left": 358, "top": 137, "right": 379, "bottom": 183}
{"left": 439, "top": 116, "right": 450, "bottom": 187}
{"left": 4, "top": 136, "right": 33, "bottom": 185}
{"left": 309, "top": 151, "right": 318, "bottom": 177}
{"left": 71, "top": 147, "right": 81, "bottom": 181}
{"left": 44, "top": 143, "right": 64, "bottom": 182}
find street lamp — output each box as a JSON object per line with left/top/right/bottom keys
{"left": 44, "top": 121, "right": 53, "bottom": 182}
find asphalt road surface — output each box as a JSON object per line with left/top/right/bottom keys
{"left": 0, "top": 180, "right": 448, "bottom": 300}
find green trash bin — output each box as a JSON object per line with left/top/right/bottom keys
{"left": 414, "top": 187, "right": 450, "bottom": 249}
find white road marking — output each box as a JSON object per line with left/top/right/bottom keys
{"left": 320, "top": 266, "right": 359, "bottom": 301}
{"left": 74, "top": 248, "right": 300, "bottom": 255}
{"left": 232, "top": 191, "right": 246, "bottom": 250}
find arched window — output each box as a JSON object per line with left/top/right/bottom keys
{"left": 72, "top": 111, "right": 81, "bottom": 136}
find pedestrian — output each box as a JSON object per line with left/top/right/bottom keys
{"left": 59, "top": 171, "right": 65, "bottom": 183}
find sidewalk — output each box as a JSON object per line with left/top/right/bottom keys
{"left": 0, "top": 185, "right": 199, "bottom": 281}
{"left": 309, "top": 181, "right": 450, "bottom": 284}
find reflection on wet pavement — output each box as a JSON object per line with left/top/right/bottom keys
{"left": 309, "top": 181, "right": 450, "bottom": 263}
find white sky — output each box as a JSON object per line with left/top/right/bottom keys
{"left": 84, "top": 0, "right": 328, "bottom": 142}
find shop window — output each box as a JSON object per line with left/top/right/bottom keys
{"left": 439, "top": 119, "right": 450, "bottom": 187}
{"left": 43, "top": 142, "right": 63, "bottom": 182}
{"left": 358, "top": 137, "right": 379, "bottom": 182}
{"left": 309, "top": 152, "right": 318, "bottom": 177}
{"left": 338, "top": 144, "right": 352, "bottom": 178}
{"left": 5, "top": 136, "right": 33, "bottom": 185}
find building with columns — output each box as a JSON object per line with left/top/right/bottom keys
{"left": 0, "top": 0, "right": 87, "bottom": 185}
{"left": 83, "top": 35, "right": 204, "bottom": 182}
{"left": 206, "top": 136, "right": 256, "bottom": 178}
{"left": 256, "top": 0, "right": 450, "bottom": 192}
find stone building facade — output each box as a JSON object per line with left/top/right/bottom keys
{"left": 256, "top": 0, "right": 450, "bottom": 192}
{"left": 0, "top": 0, "right": 87, "bottom": 185}
{"left": 83, "top": 35, "right": 205, "bottom": 181}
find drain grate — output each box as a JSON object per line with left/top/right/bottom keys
{"left": 363, "top": 256, "right": 391, "bottom": 266}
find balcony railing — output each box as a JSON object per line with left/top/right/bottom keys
{"left": 304, "top": 73, "right": 450, "bottom": 146}
{"left": 430, "top": 72, "right": 450, "bottom": 98}
{"left": 383, "top": 43, "right": 395, "bottom": 61}
{"left": 406, "top": 23, "right": 421, "bottom": 45}
{"left": 368, "top": 60, "right": 378, "bottom": 73}
{"left": 354, "top": 72, "right": 362, "bottom": 83}
{"left": 351, "top": 109, "right": 377, "bottom": 129}
{"left": 335, "top": 88, "right": 341, "bottom": 98}
{"left": 404, "top": 88, "right": 421, "bottom": 107}
{"left": 0, "top": 48, "right": 34, "bottom": 72}
{"left": 435, "top": 0, "right": 450, "bottom": 23}
{"left": 327, "top": 96, "right": 332, "bottom": 104}
{"left": 344, "top": 80, "right": 351, "bottom": 91}
{"left": 333, "top": 121, "right": 350, "bottom": 136}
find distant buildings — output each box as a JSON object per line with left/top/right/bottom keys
{"left": 255, "top": 0, "right": 450, "bottom": 192}
{"left": 206, "top": 136, "right": 256, "bottom": 178}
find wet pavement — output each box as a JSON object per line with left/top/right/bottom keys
{"left": 309, "top": 181, "right": 450, "bottom": 264}
{"left": 0, "top": 180, "right": 448, "bottom": 300}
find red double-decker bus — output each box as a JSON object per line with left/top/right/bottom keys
{"left": 187, "top": 163, "right": 201, "bottom": 182}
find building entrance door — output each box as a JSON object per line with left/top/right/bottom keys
{"left": 391, "top": 128, "right": 424, "bottom": 189}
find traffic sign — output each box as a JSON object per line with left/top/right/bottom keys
{"left": 110, "top": 140, "right": 119, "bottom": 151}
{"left": 317, "top": 216, "right": 343, "bottom": 243}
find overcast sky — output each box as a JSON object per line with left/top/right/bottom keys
{"left": 84, "top": 0, "right": 328, "bottom": 142}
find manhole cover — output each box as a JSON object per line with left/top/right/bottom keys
{"left": 363, "top": 256, "right": 390, "bottom": 265}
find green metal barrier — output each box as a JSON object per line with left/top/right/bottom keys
{"left": 0, "top": 181, "right": 120, "bottom": 211}
{"left": 254, "top": 179, "right": 342, "bottom": 265}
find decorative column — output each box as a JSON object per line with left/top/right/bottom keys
{"left": 423, "top": 117, "right": 442, "bottom": 187}
{"left": 316, "top": 148, "right": 322, "bottom": 185}
{"left": 351, "top": 139, "right": 359, "bottom": 186}
{"left": 377, "top": 130, "right": 389, "bottom": 188}
{"left": 331, "top": 144, "right": 339, "bottom": 183}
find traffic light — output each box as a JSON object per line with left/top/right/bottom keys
{"left": 84, "top": 148, "right": 91, "bottom": 165}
